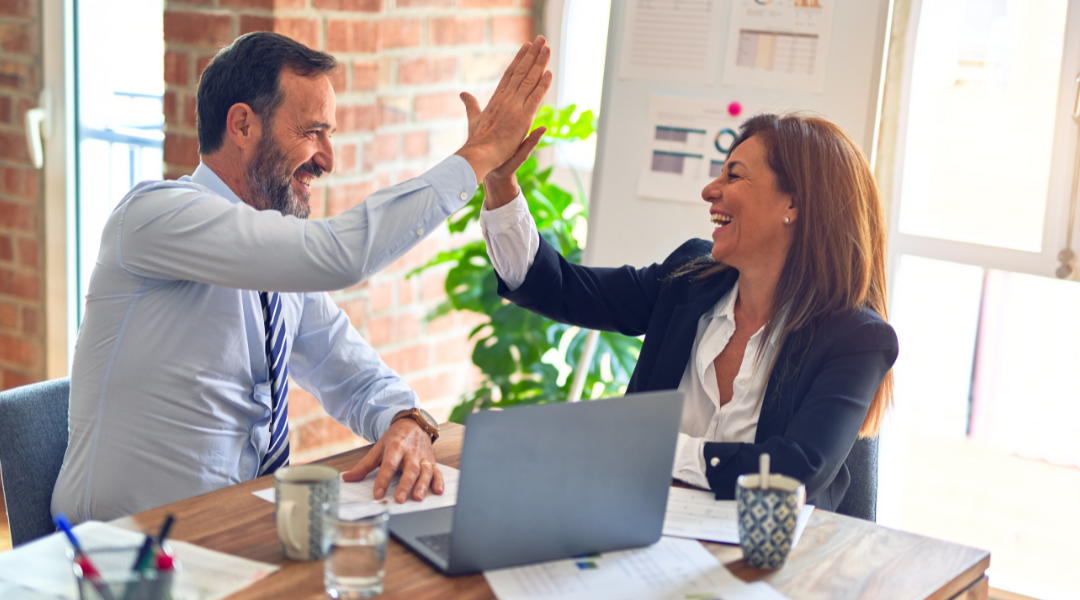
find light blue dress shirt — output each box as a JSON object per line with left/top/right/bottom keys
{"left": 52, "top": 157, "right": 477, "bottom": 523}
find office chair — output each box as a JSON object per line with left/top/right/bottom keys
{"left": 835, "top": 436, "right": 878, "bottom": 521}
{"left": 0, "top": 378, "right": 70, "bottom": 546}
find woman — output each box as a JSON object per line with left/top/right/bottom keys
{"left": 479, "top": 113, "right": 897, "bottom": 512}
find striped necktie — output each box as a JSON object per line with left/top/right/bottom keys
{"left": 258, "top": 291, "right": 290, "bottom": 476}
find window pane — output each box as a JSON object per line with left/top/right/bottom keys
{"left": 897, "top": 0, "right": 1069, "bottom": 251}
{"left": 556, "top": 0, "right": 611, "bottom": 171}
{"left": 76, "top": 0, "right": 164, "bottom": 320}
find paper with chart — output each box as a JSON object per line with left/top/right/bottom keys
{"left": 484, "top": 536, "right": 791, "bottom": 600}
{"left": 618, "top": 0, "right": 726, "bottom": 84}
{"left": 0, "top": 521, "right": 277, "bottom": 600}
{"left": 722, "top": 0, "right": 836, "bottom": 93}
{"left": 663, "top": 486, "right": 815, "bottom": 547}
{"left": 252, "top": 465, "right": 460, "bottom": 519}
{"left": 638, "top": 95, "right": 748, "bottom": 203}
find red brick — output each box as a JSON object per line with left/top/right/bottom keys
{"left": 408, "top": 371, "right": 461, "bottom": 403}
{"left": 0, "top": 301, "right": 15, "bottom": 330}
{"left": 337, "top": 297, "right": 367, "bottom": 327}
{"left": 336, "top": 143, "right": 358, "bottom": 172}
{"left": 377, "top": 19, "right": 421, "bottom": 50}
{"left": 182, "top": 94, "right": 198, "bottom": 129}
{"left": 164, "top": 11, "right": 234, "bottom": 49}
{"left": 20, "top": 167, "right": 38, "bottom": 200}
{"left": 2, "top": 369, "right": 36, "bottom": 390}
{"left": 0, "top": 0, "right": 32, "bottom": 17}
{"left": 0, "top": 332, "right": 37, "bottom": 367}
{"left": 221, "top": 0, "right": 306, "bottom": 9}
{"left": 435, "top": 336, "right": 472, "bottom": 366}
{"left": 287, "top": 385, "right": 323, "bottom": 419}
{"left": 0, "top": 23, "right": 33, "bottom": 54}
{"left": 196, "top": 55, "right": 214, "bottom": 80}
{"left": 380, "top": 343, "right": 429, "bottom": 374}
{"left": 0, "top": 199, "right": 32, "bottom": 230}
{"left": 163, "top": 91, "right": 179, "bottom": 127}
{"left": 0, "top": 95, "right": 10, "bottom": 123}
{"left": 164, "top": 134, "right": 200, "bottom": 167}
{"left": 313, "top": 0, "right": 382, "bottom": 10}
{"left": 368, "top": 280, "right": 394, "bottom": 312}
{"left": 326, "top": 20, "right": 377, "bottom": 53}
{"left": 328, "top": 65, "right": 347, "bottom": 93}
{"left": 239, "top": 16, "right": 320, "bottom": 50}
{"left": 414, "top": 92, "right": 463, "bottom": 122}
{"left": 375, "top": 134, "right": 397, "bottom": 162}
{"left": 462, "top": 52, "right": 516, "bottom": 83}
{"left": 164, "top": 51, "right": 189, "bottom": 86}
{"left": 377, "top": 96, "right": 409, "bottom": 126}
{"left": 0, "top": 59, "right": 32, "bottom": 92}
{"left": 368, "top": 312, "right": 421, "bottom": 346}
{"left": 492, "top": 16, "right": 533, "bottom": 45}
{"left": 420, "top": 270, "right": 447, "bottom": 301}
{"left": 403, "top": 131, "right": 429, "bottom": 159}
{"left": 293, "top": 415, "right": 357, "bottom": 454}
{"left": 399, "top": 277, "right": 415, "bottom": 305}
{"left": 352, "top": 61, "right": 378, "bottom": 90}
{"left": 0, "top": 268, "right": 38, "bottom": 301}
{"left": 397, "top": 0, "right": 452, "bottom": 6}
{"left": 398, "top": 57, "right": 456, "bottom": 86}
{"left": 327, "top": 181, "right": 373, "bottom": 216}
{"left": 361, "top": 142, "right": 374, "bottom": 173}
{"left": 2, "top": 166, "right": 18, "bottom": 195}
{"left": 460, "top": 0, "right": 512, "bottom": 6}
{"left": 16, "top": 238, "right": 37, "bottom": 268}
{"left": 0, "top": 235, "right": 11, "bottom": 262}
{"left": 335, "top": 103, "right": 377, "bottom": 132}
{"left": 21, "top": 306, "right": 38, "bottom": 335}
{"left": 428, "top": 18, "right": 485, "bottom": 46}
{"left": 0, "top": 130, "right": 28, "bottom": 162}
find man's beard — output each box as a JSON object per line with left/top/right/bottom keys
{"left": 245, "top": 133, "right": 322, "bottom": 219}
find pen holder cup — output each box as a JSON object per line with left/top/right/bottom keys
{"left": 71, "top": 547, "right": 179, "bottom": 600}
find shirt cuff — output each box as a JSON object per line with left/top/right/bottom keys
{"left": 672, "top": 432, "right": 711, "bottom": 489}
{"left": 372, "top": 400, "right": 419, "bottom": 441}
{"left": 480, "top": 192, "right": 538, "bottom": 291}
{"left": 419, "top": 155, "right": 479, "bottom": 211}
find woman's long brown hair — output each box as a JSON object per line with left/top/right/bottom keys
{"left": 686, "top": 113, "right": 893, "bottom": 437}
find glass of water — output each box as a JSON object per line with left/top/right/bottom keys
{"left": 324, "top": 500, "right": 390, "bottom": 599}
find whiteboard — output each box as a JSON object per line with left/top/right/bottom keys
{"left": 585, "top": 0, "right": 892, "bottom": 269}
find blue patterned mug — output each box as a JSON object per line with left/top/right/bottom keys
{"left": 274, "top": 465, "right": 340, "bottom": 561}
{"left": 735, "top": 473, "right": 806, "bottom": 569}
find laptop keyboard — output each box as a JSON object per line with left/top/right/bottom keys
{"left": 417, "top": 532, "right": 453, "bottom": 560}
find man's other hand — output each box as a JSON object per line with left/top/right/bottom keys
{"left": 341, "top": 416, "right": 444, "bottom": 503}
{"left": 455, "top": 35, "right": 553, "bottom": 183}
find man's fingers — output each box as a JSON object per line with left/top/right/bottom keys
{"left": 431, "top": 465, "right": 445, "bottom": 495}
{"left": 507, "top": 36, "right": 545, "bottom": 96}
{"left": 396, "top": 459, "right": 421, "bottom": 504}
{"left": 517, "top": 127, "right": 546, "bottom": 160}
{"left": 460, "top": 92, "right": 482, "bottom": 123}
{"left": 412, "top": 462, "right": 435, "bottom": 501}
{"left": 493, "top": 42, "right": 531, "bottom": 98}
{"left": 517, "top": 44, "right": 551, "bottom": 102}
{"left": 525, "top": 71, "right": 554, "bottom": 112}
{"left": 342, "top": 441, "right": 382, "bottom": 482}
{"left": 372, "top": 446, "right": 404, "bottom": 499}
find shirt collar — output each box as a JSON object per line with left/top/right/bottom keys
{"left": 190, "top": 162, "right": 245, "bottom": 205}
{"left": 705, "top": 279, "right": 784, "bottom": 349}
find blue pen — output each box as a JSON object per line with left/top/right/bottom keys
{"left": 55, "top": 514, "right": 119, "bottom": 600}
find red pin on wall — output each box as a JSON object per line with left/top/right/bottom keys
{"left": 728, "top": 101, "right": 742, "bottom": 117}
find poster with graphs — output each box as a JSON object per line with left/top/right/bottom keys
{"left": 722, "top": 0, "right": 836, "bottom": 93}
{"left": 637, "top": 95, "right": 747, "bottom": 204}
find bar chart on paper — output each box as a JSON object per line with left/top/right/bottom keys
{"left": 736, "top": 30, "right": 817, "bottom": 74}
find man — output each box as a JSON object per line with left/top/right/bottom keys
{"left": 52, "top": 32, "right": 552, "bottom": 522}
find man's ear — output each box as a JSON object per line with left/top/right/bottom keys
{"left": 225, "top": 103, "right": 261, "bottom": 150}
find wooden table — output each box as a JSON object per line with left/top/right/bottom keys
{"left": 112, "top": 423, "right": 990, "bottom": 600}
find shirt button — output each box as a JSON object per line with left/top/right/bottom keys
{"left": 416, "top": 228, "right": 424, "bottom": 236}
{"left": 710, "top": 457, "right": 720, "bottom": 467}
{"left": 459, "top": 191, "right": 469, "bottom": 200}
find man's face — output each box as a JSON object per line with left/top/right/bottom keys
{"left": 245, "top": 69, "right": 337, "bottom": 219}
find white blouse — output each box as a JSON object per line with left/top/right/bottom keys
{"left": 479, "top": 193, "right": 780, "bottom": 489}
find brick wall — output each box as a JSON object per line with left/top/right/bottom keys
{"left": 162, "top": 0, "right": 535, "bottom": 462}
{"left": 0, "top": 0, "right": 45, "bottom": 391}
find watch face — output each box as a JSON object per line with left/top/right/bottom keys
{"left": 417, "top": 408, "right": 438, "bottom": 428}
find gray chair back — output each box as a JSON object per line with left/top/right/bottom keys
{"left": 835, "top": 435, "right": 878, "bottom": 521}
{"left": 0, "top": 378, "right": 70, "bottom": 546}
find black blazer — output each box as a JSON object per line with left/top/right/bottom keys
{"left": 498, "top": 237, "right": 898, "bottom": 511}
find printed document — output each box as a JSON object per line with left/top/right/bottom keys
{"left": 618, "top": 0, "right": 725, "bottom": 84}
{"left": 663, "top": 487, "right": 814, "bottom": 547}
{"left": 252, "top": 464, "right": 460, "bottom": 519}
{"left": 722, "top": 0, "right": 836, "bottom": 93}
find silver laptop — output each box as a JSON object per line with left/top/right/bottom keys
{"left": 389, "top": 390, "right": 685, "bottom": 576}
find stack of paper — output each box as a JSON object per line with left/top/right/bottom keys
{"left": 662, "top": 487, "right": 815, "bottom": 547}
{"left": 0, "top": 521, "right": 277, "bottom": 600}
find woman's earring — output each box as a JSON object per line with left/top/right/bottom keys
{"left": 784, "top": 217, "right": 791, "bottom": 224}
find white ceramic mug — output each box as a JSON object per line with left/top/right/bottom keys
{"left": 273, "top": 465, "right": 340, "bottom": 561}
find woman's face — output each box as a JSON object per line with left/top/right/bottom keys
{"left": 701, "top": 135, "right": 797, "bottom": 270}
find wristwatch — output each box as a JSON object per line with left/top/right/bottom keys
{"left": 392, "top": 407, "right": 440, "bottom": 443}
